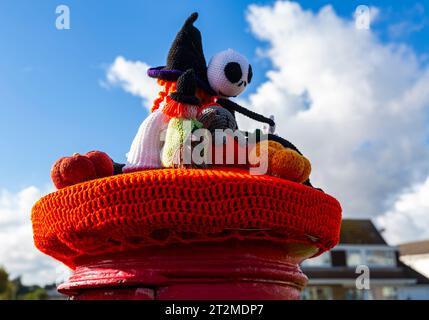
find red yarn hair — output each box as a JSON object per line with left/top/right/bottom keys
{"left": 151, "top": 79, "right": 216, "bottom": 113}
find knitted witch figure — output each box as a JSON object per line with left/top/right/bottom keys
{"left": 161, "top": 69, "right": 206, "bottom": 168}
{"left": 124, "top": 12, "right": 215, "bottom": 172}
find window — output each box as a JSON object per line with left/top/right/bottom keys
{"left": 346, "top": 249, "right": 365, "bottom": 267}
{"left": 345, "top": 288, "right": 373, "bottom": 300}
{"left": 302, "top": 287, "right": 333, "bottom": 300}
{"left": 366, "top": 250, "right": 396, "bottom": 267}
{"left": 345, "top": 248, "right": 396, "bottom": 267}
{"left": 301, "top": 251, "right": 331, "bottom": 267}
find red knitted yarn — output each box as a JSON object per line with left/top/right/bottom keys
{"left": 162, "top": 100, "right": 197, "bottom": 118}
{"left": 31, "top": 168, "right": 342, "bottom": 269}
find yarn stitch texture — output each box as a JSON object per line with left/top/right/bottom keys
{"left": 32, "top": 168, "right": 342, "bottom": 269}
{"left": 124, "top": 109, "right": 169, "bottom": 171}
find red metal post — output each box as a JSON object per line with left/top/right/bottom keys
{"left": 59, "top": 240, "right": 318, "bottom": 300}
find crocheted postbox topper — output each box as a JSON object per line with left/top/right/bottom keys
{"left": 32, "top": 168, "right": 342, "bottom": 269}
{"left": 32, "top": 12, "right": 342, "bottom": 270}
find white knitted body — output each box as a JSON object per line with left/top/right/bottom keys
{"left": 124, "top": 109, "right": 169, "bottom": 172}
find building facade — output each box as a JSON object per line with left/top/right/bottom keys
{"left": 301, "top": 219, "right": 429, "bottom": 300}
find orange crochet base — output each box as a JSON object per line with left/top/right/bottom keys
{"left": 31, "top": 168, "right": 342, "bottom": 269}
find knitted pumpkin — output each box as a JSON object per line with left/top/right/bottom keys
{"left": 51, "top": 151, "right": 113, "bottom": 189}
{"left": 249, "top": 141, "right": 311, "bottom": 183}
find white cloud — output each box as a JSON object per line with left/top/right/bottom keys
{"left": 0, "top": 186, "right": 70, "bottom": 286}
{"left": 240, "top": 1, "right": 429, "bottom": 230}
{"left": 376, "top": 177, "right": 429, "bottom": 245}
{"left": 105, "top": 56, "right": 159, "bottom": 108}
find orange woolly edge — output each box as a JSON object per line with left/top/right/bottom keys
{"left": 31, "top": 168, "right": 342, "bottom": 268}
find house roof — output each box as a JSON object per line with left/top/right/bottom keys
{"left": 303, "top": 219, "right": 429, "bottom": 284}
{"left": 340, "top": 219, "right": 387, "bottom": 245}
{"left": 399, "top": 261, "right": 429, "bottom": 284}
{"left": 399, "top": 240, "right": 429, "bottom": 256}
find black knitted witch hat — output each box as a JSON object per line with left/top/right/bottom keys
{"left": 169, "top": 69, "right": 199, "bottom": 105}
{"left": 147, "top": 12, "right": 216, "bottom": 96}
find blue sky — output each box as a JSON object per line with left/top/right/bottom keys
{"left": 0, "top": 0, "right": 428, "bottom": 192}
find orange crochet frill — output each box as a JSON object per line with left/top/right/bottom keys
{"left": 31, "top": 168, "right": 342, "bottom": 269}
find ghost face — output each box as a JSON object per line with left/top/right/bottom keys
{"left": 207, "top": 49, "right": 253, "bottom": 98}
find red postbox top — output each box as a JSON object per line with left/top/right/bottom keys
{"left": 31, "top": 168, "right": 342, "bottom": 269}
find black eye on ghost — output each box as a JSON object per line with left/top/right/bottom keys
{"left": 247, "top": 64, "right": 253, "bottom": 84}
{"left": 224, "top": 62, "right": 253, "bottom": 87}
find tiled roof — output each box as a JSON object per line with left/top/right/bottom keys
{"left": 399, "top": 240, "right": 429, "bottom": 256}
{"left": 340, "top": 219, "right": 387, "bottom": 245}
{"left": 398, "top": 260, "right": 429, "bottom": 284}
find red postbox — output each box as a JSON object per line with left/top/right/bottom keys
{"left": 32, "top": 168, "right": 342, "bottom": 300}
